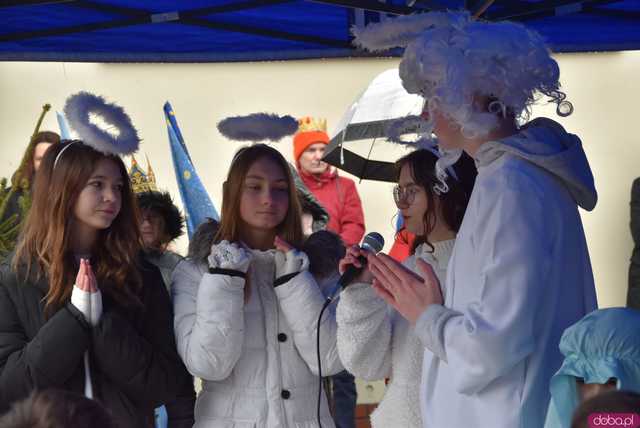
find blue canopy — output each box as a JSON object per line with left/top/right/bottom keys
{"left": 1, "top": 0, "right": 639, "bottom": 62}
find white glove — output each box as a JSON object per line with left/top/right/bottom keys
{"left": 71, "top": 286, "right": 102, "bottom": 327}
{"left": 208, "top": 240, "right": 252, "bottom": 274}
{"left": 274, "top": 249, "right": 310, "bottom": 279}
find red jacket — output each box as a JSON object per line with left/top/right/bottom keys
{"left": 388, "top": 228, "right": 416, "bottom": 262}
{"left": 298, "top": 167, "right": 365, "bottom": 247}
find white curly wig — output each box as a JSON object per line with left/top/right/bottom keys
{"left": 355, "top": 11, "right": 573, "bottom": 139}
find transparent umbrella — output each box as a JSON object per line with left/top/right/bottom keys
{"left": 323, "top": 68, "right": 424, "bottom": 182}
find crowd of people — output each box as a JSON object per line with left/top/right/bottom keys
{"left": 0, "top": 9, "right": 639, "bottom": 428}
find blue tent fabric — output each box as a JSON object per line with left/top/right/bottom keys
{"left": 0, "top": 1, "right": 639, "bottom": 62}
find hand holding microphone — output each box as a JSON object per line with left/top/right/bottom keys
{"left": 337, "top": 232, "right": 385, "bottom": 290}
{"left": 339, "top": 246, "right": 374, "bottom": 284}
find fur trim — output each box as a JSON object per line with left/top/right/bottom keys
{"left": 289, "top": 164, "right": 329, "bottom": 230}
{"left": 352, "top": 11, "right": 471, "bottom": 51}
{"left": 217, "top": 113, "right": 298, "bottom": 142}
{"left": 187, "top": 218, "right": 220, "bottom": 263}
{"left": 64, "top": 91, "right": 139, "bottom": 155}
{"left": 136, "top": 191, "right": 185, "bottom": 243}
{"left": 297, "top": 187, "right": 329, "bottom": 228}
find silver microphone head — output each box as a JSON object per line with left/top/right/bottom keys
{"left": 361, "top": 232, "right": 385, "bottom": 254}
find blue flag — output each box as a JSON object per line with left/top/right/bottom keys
{"left": 56, "top": 111, "right": 72, "bottom": 140}
{"left": 164, "top": 102, "right": 219, "bottom": 238}
{"left": 163, "top": 102, "right": 192, "bottom": 164}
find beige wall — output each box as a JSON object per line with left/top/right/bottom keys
{"left": 1, "top": 52, "right": 638, "bottom": 308}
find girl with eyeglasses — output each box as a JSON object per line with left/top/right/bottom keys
{"left": 335, "top": 148, "right": 476, "bottom": 427}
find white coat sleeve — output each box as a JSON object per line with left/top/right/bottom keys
{"left": 275, "top": 270, "right": 343, "bottom": 376}
{"left": 415, "top": 170, "right": 550, "bottom": 395}
{"left": 172, "top": 259, "right": 245, "bottom": 381}
{"left": 336, "top": 282, "right": 392, "bottom": 380}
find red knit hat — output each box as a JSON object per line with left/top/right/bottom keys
{"left": 293, "top": 117, "right": 330, "bottom": 161}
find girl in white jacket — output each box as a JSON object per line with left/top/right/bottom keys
{"left": 336, "top": 148, "right": 476, "bottom": 427}
{"left": 172, "top": 144, "right": 343, "bottom": 428}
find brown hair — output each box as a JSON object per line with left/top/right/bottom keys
{"left": 0, "top": 389, "right": 117, "bottom": 428}
{"left": 215, "top": 144, "right": 304, "bottom": 248}
{"left": 11, "top": 131, "right": 60, "bottom": 190}
{"left": 395, "top": 149, "right": 476, "bottom": 253}
{"left": 13, "top": 141, "right": 143, "bottom": 313}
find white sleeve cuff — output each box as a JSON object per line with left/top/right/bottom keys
{"left": 414, "top": 304, "right": 460, "bottom": 362}
{"left": 70, "top": 286, "right": 92, "bottom": 320}
{"left": 89, "top": 290, "right": 102, "bottom": 326}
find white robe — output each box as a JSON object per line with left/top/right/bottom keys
{"left": 415, "top": 118, "right": 598, "bottom": 428}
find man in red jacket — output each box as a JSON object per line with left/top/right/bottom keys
{"left": 294, "top": 117, "right": 363, "bottom": 428}
{"left": 294, "top": 117, "right": 365, "bottom": 247}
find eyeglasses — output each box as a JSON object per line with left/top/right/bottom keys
{"left": 393, "top": 185, "right": 420, "bottom": 206}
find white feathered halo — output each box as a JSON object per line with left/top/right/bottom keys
{"left": 385, "top": 115, "right": 433, "bottom": 146}
{"left": 217, "top": 113, "right": 298, "bottom": 142}
{"left": 352, "top": 11, "right": 471, "bottom": 52}
{"left": 64, "top": 91, "right": 140, "bottom": 155}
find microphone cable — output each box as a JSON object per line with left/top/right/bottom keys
{"left": 314, "top": 232, "right": 384, "bottom": 427}
{"left": 316, "top": 291, "right": 338, "bottom": 428}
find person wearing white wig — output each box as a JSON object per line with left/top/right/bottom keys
{"left": 353, "top": 11, "right": 598, "bottom": 428}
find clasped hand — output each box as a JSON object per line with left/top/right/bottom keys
{"left": 71, "top": 258, "right": 102, "bottom": 326}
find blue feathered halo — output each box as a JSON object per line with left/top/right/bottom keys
{"left": 217, "top": 113, "right": 298, "bottom": 142}
{"left": 64, "top": 91, "right": 140, "bottom": 155}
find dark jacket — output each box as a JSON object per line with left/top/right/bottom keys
{"left": 143, "top": 250, "right": 197, "bottom": 428}
{"left": 629, "top": 178, "right": 640, "bottom": 309}
{"left": 0, "top": 257, "right": 194, "bottom": 428}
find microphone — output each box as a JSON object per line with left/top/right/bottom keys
{"left": 337, "top": 232, "right": 385, "bottom": 290}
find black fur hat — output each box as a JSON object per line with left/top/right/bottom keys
{"left": 136, "top": 191, "right": 185, "bottom": 243}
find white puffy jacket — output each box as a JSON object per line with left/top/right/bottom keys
{"left": 336, "top": 241, "right": 454, "bottom": 428}
{"left": 172, "top": 249, "right": 343, "bottom": 428}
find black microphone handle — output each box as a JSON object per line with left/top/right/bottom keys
{"left": 338, "top": 255, "right": 368, "bottom": 289}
